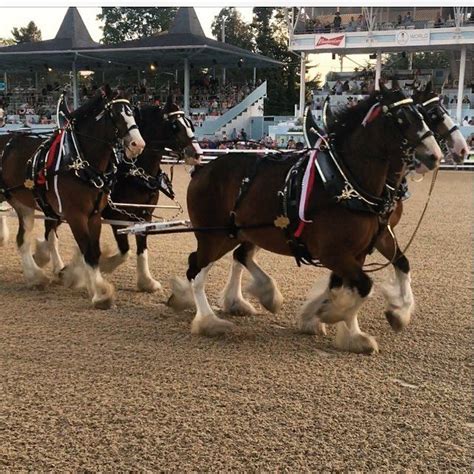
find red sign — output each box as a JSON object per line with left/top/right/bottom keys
{"left": 315, "top": 34, "right": 346, "bottom": 48}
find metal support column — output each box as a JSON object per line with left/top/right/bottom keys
{"left": 4, "top": 72, "right": 8, "bottom": 94}
{"left": 72, "top": 58, "right": 78, "bottom": 109}
{"left": 456, "top": 46, "right": 466, "bottom": 124}
{"left": 299, "top": 52, "right": 306, "bottom": 117}
{"left": 253, "top": 67, "right": 256, "bottom": 86}
{"left": 375, "top": 50, "right": 382, "bottom": 90}
{"left": 184, "top": 58, "right": 190, "bottom": 116}
{"left": 222, "top": 17, "right": 226, "bottom": 85}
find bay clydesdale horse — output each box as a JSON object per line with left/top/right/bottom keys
{"left": 0, "top": 85, "right": 145, "bottom": 309}
{"left": 168, "top": 85, "right": 443, "bottom": 354}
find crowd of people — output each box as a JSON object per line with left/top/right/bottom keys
{"left": 307, "top": 13, "right": 368, "bottom": 33}
{"left": 303, "top": 10, "right": 470, "bottom": 34}
{"left": 0, "top": 76, "right": 258, "bottom": 129}
{"left": 197, "top": 130, "right": 305, "bottom": 151}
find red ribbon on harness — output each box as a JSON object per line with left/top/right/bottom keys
{"left": 37, "top": 131, "right": 63, "bottom": 185}
{"left": 294, "top": 150, "right": 317, "bottom": 238}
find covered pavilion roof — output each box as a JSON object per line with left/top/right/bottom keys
{"left": 0, "top": 7, "right": 282, "bottom": 71}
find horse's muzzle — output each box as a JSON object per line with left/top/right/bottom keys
{"left": 414, "top": 154, "right": 439, "bottom": 174}
{"left": 124, "top": 129, "right": 146, "bottom": 158}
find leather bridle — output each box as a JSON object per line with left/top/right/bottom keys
{"left": 417, "top": 96, "right": 459, "bottom": 140}
{"left": 103, "top": 98, "right": 140, "bottom": 137}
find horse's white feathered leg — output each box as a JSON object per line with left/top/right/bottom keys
{"left": 191, "top": 263, "right": 234, "bottom": 336}
{"left": 137, "top": 250, "right": 162, "bottom": 292}
{"left": 221, "top": 258, "right": 256, "bottom": 315}
{"left": 382, "top": 267, "right": 414, "bottom": 331}
{"left": 0, "top": 215, "right": 9, "bottom": 246}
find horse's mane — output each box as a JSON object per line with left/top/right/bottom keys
{"left": 70, "top": 94, "right": 104, "bottom": 120}
{"left": 136, "top": 105, "right": 165, "bottom": 140}
{"left": 327, "top": 94, "right": 379, "bottom": 146}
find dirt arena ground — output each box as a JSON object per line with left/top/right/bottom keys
{"left": 0, "top": 167, "right": 472, "bottom": 471}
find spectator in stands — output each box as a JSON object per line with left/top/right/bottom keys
{"left": 346, "top": 17, "right": 356, "bottom": 32}
{"left": 296, "top": 141, "right": 304, "bottom": 151}
{"left": 434, "top": 12, "right": 444, "bottom": 28}
{"left": 240, "top": 128, "right": 247, "bottom": 142}
{"left": 349, "top": 78, "right": 359, "bottom": 93}
{"left": 314, "top": 97, "right": 322, "bottom": 110}
{"left": 230, "top": 128, "right": 237, "bottom": 140}
{"left": 313, "top": 18, "right": 323, "bottom": 32}
{"left": 396, "top": 15, "right": 403, "bottom": 27}
{"left": 462, "top": 95, "right": 471, "bottom": 106}
{"left": 287, "top": 136, "right": 296, "bottom": 149}
{"left": 333, "top": 12, "right": 342, "bottom": 31}
{"left": 356, "top": 15, "right": 366, "bottom": 30}
{"left": 278, "top": 138, "right": 286, "bottom": 149}
{"left": 450, "top": 95, "right": 457, "bottom": 104}
{"left": 264, "top": 134, "right": 274, "bottom": 147}
{"left": 0, "top": 101, "right": 5, "bottom": 127}
{"left": 333, "top": 80, "right": 344, "bottom": 95}
{"left": 462, "top": 116, "right": 469, "bottom": 126}
{"left": 403, "top": 11, "right": 413, "bottom": 26}
{"left": 469, "top": 118, "right": 473, "bottom": 126}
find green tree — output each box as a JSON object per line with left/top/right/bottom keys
{"left": 211, "top": 8, "right": 254, "bottom": 51}
{"left": 0, "top": 37, "right": 15, "bottom": 46}
{"left": 385, "top": 51, "right": 450, "bottom": 70}
{"left": 11, "top": 21, "right": 42, "bottom": 43}
{"left": 97, "top": 7, "right": 178, "bottom": 44}
{"left": 251, "top": 7, "right": 301, "bottom": 115}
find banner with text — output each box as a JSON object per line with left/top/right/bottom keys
{"left": 314, "top": 33, "right": 346, "bottom": 49}
{"left": 394, "top": 30, "right": 430, "bottom": 46}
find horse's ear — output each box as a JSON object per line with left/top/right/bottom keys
{"left": 163, "top": 94, "right": 174, "bottom": 112}
{"left": 322, "top": 96, "right": 332, "bottom": 130}
{"left": 379, "top": 80, "right": 388, "bottom": 94}
{"left": 425, "top": 80, "right": 432, "bottom": 93}
{"left": 391, "top": 78, "right": 400, "bottom": 91}
{"left": 133, "top": 106, "right": 141, "bottom": 124}
{"left": 100, "top": 84, "right": 113, "bottom": 100}
{"left": 303, "top": 105, "right": 324, "bottom": 147}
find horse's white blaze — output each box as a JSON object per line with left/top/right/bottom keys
{"left": 0, "top": 216, "right": 9, "bottom": 246}
{"left": 443, "top": 114, "right": 469, "bottom": 158}
{"left": 417, "top": 122, "right": 443, "bottom": 162}
{"left": 136, "top": 250, "right": 161, "bottom": 292}
{"left": 121, "top": 110, "right": 145, "bottom": 157}
{"left": 178, "top": 117, "right": 194, "bottom": 139}
{"left": 192, "top": 141, "right": 203, "bottom": 155}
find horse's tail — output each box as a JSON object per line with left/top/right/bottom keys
{"left": 0, "top": 215, "right": 9, "bottom": 246}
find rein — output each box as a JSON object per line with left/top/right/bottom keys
{"left": 363, "top": 167, "right": 439, "bottom": 272}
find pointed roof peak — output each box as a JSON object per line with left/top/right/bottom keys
{"left": 169, "top": 7, "right": 206, "bottom": 37}
{"left": 55, "top": 7, "right": 97, "bottom": 48}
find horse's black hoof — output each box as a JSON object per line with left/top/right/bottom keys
{"left": 385, "top": 310, "right": 404, "bottom": 332}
